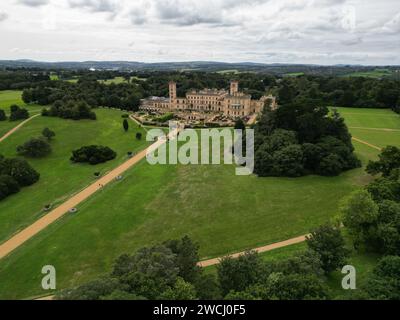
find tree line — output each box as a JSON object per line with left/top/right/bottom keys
{"left": 13, "top": 69, "right": 400, "bottom": 113}
{"left": 277, "top": 75, "right": 400, "bottom": 112}
{"left": 0, "top": 70, "right": 49, "bottom": 90}
{"left": 0, "top": 68, "right": 396, "bottom": 123}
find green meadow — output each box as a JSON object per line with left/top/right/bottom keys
{"left": 0, "top": 90, "right": 45, "bottom": 137}
{"left": 0, "top": 107, "right": 398, "bottom": 299}
{"left": 283, "top": 72, "right": 305, "bottom": 77}
{"left": 98, "top": 76, "right": 146, "bottom": 85}
{"left": 345, "top": 68, "right": 393, "bottom": 79}
{"left": 333, "top": 107, "right": 400, "bottom": 149}
{"left": 216, "top": 69, "right": 241, "bottom": 75}
{"left": 0, "top": 90, "right": 43, "bottom": 114}
{"left": 0, "top": 108, "right": 148, "bottom": 243}
{"left": 0, "top": 90, "right": 24, "bottom": 109}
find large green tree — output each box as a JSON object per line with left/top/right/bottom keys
{"left": 367, "top": 146, "right": 400, "bottom": 177}
{"left": 306, "top": 224, "right": 349, "bottom": 273}
{"left": 217, "top": 251, "right": 265, "bottom": 296}
{"left": 164, "top": 235, "right": 201, "bottom": 283}
{"left": 363, "top": 256, "right": 400, "bottom": 300}
{"left": 17, "top": 137, "right": 51, "bottom": 158}
{"left": 340, "top": 189, "right": 379, "bottom": 249}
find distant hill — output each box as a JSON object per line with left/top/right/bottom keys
{"left": 0, "top": 59, "right": 399, "bottom": 77}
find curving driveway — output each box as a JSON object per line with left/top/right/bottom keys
{"left": 0, "top": 114, "right": 40, "bottom": 143}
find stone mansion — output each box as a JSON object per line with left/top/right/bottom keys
{"left": 140, "top": 81, "right": 277, "bottom": 117}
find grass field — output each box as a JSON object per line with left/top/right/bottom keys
{"left": 0, "top": 90, "right": 45, "bottom": 137}
{"left": 0, "top": 120, "right": 25, "bottom": 139}
{"left": 333, "top": 107, "right": 400, "bottom": 129}
{"left": 333, "top": 107, "right": 400, "bottom": 150}
{"left": 98, "top": 76, "right": 146, "bottom": 85}
{"left": 0, "top": 90, "right": 43, "bottom": 114}
{"left": 344, "top": 68, "right": 393, "bottom": 79}
{"left": 283, "top": 72, "right": 305, "bottom": 77}
{"left": 98, "top": 76, "right": 127, "bottom": 85}
{"left": 216, "top": 69, "right": 241, "bottom": 74}
{"left": 0, "top": 107, "right": 398, "bottom": 299}
{"left": 0, "top": 90, "right": 24, "bottom": 109}
{"left": 0, "top": 108, "right": 148, "bottom": 244}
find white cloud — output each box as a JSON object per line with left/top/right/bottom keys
{"left": 0, "top": 0, "right": 399, "bottom": 65}
{"left": 382, "top": 11, "right": 400, "bottom": 33}
{"left": 0, "top": 12, "right": 8, "bottom": 21}
{"left": 68, "top": 0, "right": 118, "bottom": 13}
{"left": 18, "top": 0, "right": 49, "bottom": 7}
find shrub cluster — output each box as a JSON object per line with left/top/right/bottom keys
{"left": 70, "top": 145, "right": 117, "bottom": 165}
{"left": 0, "top": 155, "right": 40, "bottom": 200}
{"left": 17, "top": 137, "right": 51, "bottom": 158}
{"left": 0, "top": 109, "right": 6, "bottom": 121}
{"left": 9, "top": 105, "right": 29, "bottom": 121}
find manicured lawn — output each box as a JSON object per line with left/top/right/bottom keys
{"left": 0, "top": 90, "right": 42, "bottom": 114}
{"left": 351, "top": 129, "right": 400, "bottom": 149}
{"left": 0, "top": 108, "right": 148, "bottom": 243}
{"left": 333, "top": 107, "right": 400, "bottom": 130}
{"left": 334, "top": 106, "right": 400, "bottom": 151}
{"left": 0, "top": 119, "right": 25, "bottom": 138}
{"left": 0, "top": 107, "right": 397, "bottom": 299}
{"left": 0, "top": 90, "right": 24, "bottom": 109}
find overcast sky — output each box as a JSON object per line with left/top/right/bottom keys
{"left": 0, "top": 0, "right": 399, "bottom": 65}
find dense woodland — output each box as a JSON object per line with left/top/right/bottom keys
{"left": 253, "top": 104, "right": 361, "bottom": 177}
{"left": 0, "top": 69, "right": 395, "bottom": 117}
{"left": 0, "top": 70, "right": 49, "bottom": 90}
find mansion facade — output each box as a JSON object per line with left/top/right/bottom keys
{"left": 140, "top": 81, "right": 277, "bottom": 117}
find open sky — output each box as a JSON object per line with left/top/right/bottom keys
{"left": 0, "top": 0, "right": 399, "bottom": 65}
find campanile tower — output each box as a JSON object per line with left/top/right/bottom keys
{"left": 169, "top": 81, "right": 177, "bottom": 107}
{"left": 230, "top": 81, "right": 239, "bottom": 95}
